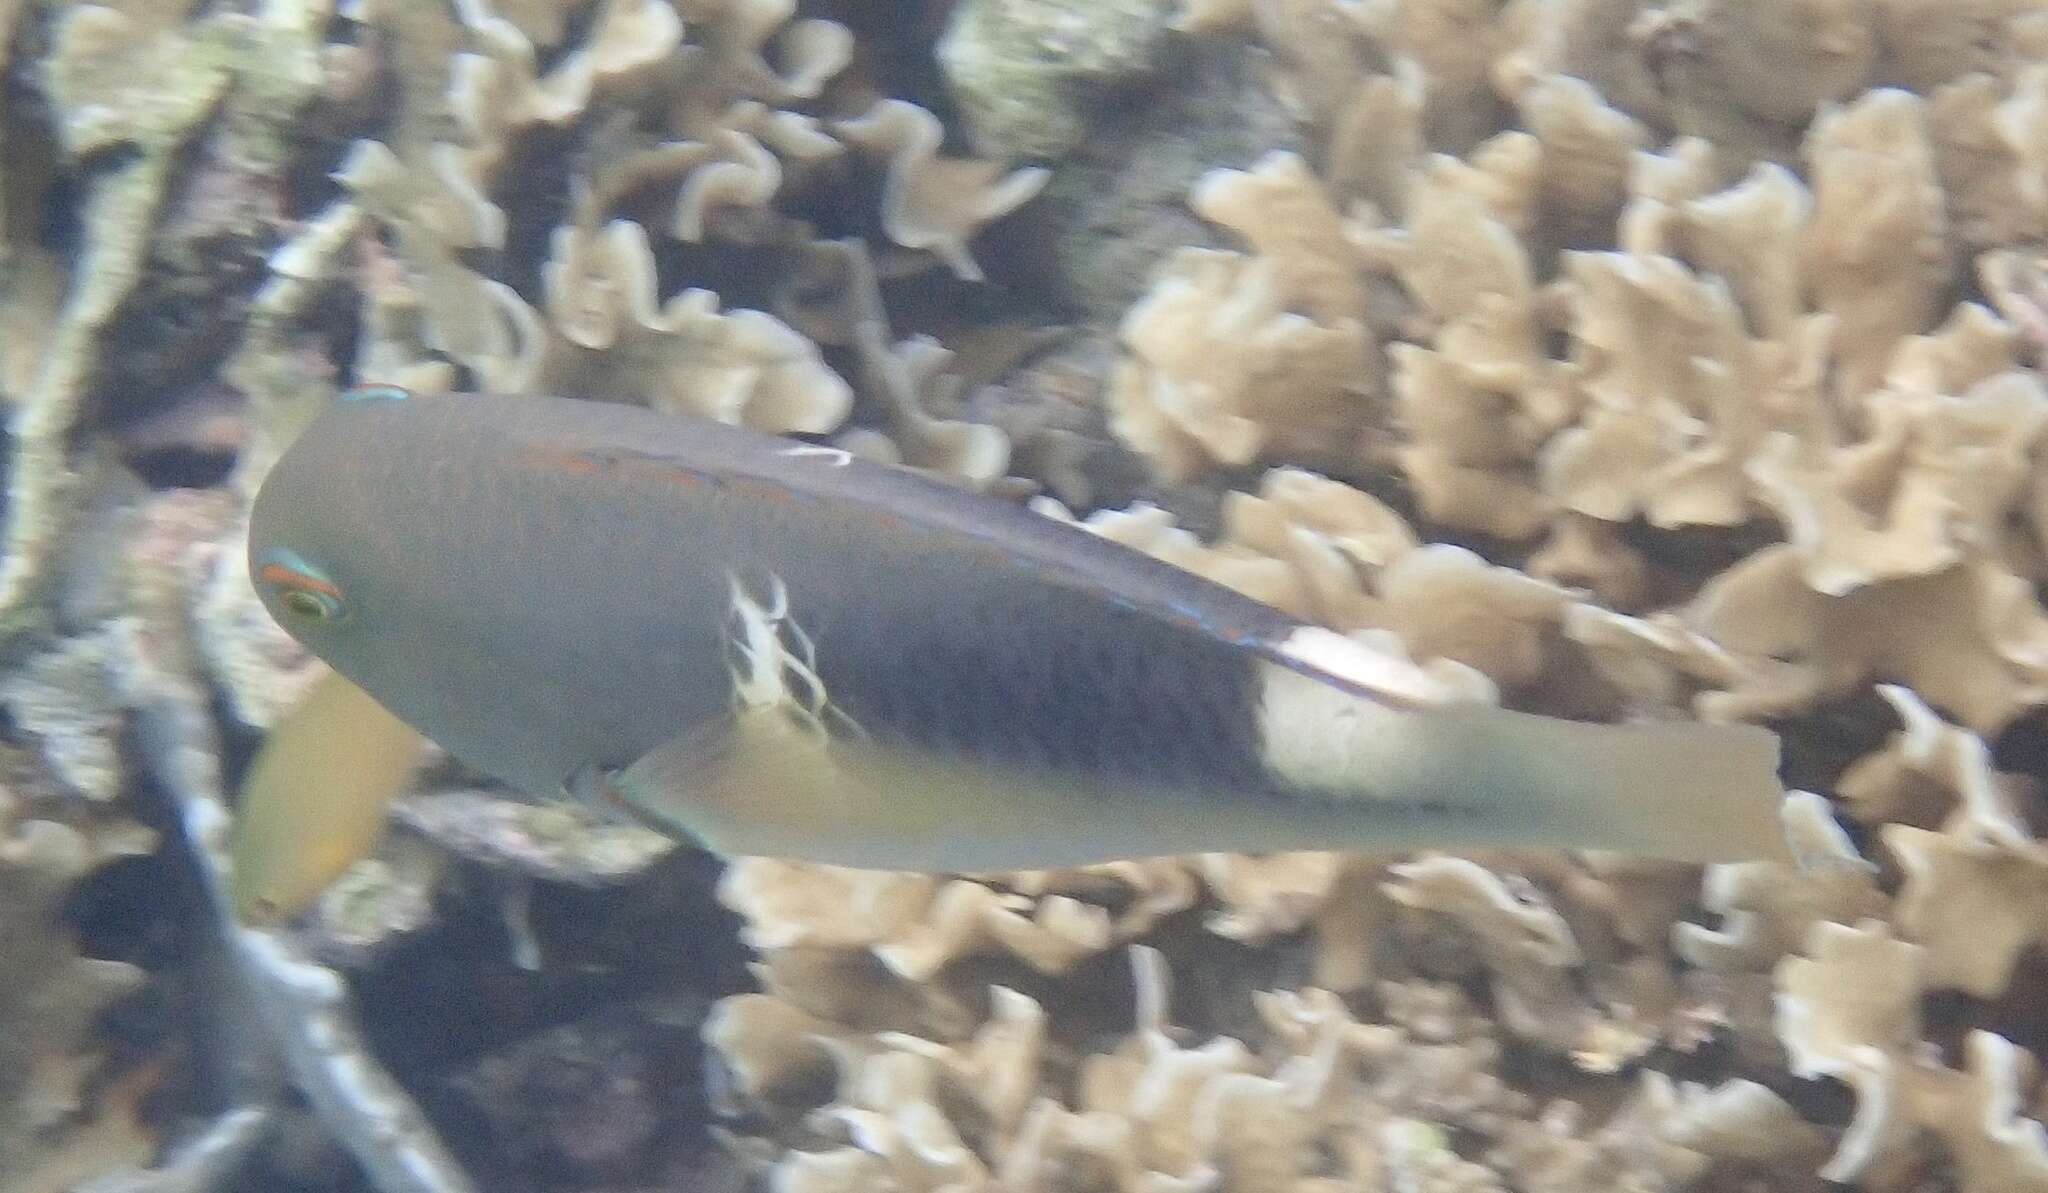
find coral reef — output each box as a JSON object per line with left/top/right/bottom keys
{"left": 3, "top": 0, "right": 2048, "bottom": 1191}
{"left": 0, "top": 748, "right": 154, "bottom": 1189}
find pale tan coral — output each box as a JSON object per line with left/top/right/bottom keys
{"left": 536, "top": 219, "right": 852, "bottom": 432}
{"left": 1196, "top": 850, "right": 1348, "bottom": 943}
{"left": 1885, "top": 822, "right": 2048, "bottom": 998}
{"left": 1926, "top": 67, "right": 2048, "bottom": 254}
{"left": 1673, "top": 791, "right": 1886, "bottom": 974}
{"left": 726, "top": 928, "right": 1759, "bottom": 1193}
{"left": 1383, "top": 857, "right": 1576, "bottom": 1003}
{"left": 401, "top": 220, "right": 550, "bottom": 392}
{"left": 1767, "top": 917, "right": 2048, "bottom": 1189}
{"left": 1494, "top": 0, "right": 1669, "bottom": 129}
{"left": 1375, "top": 546, "right": 1574, "bottom": 691}
{"left": 1541, "top": 248, "right": 1830, "bottom": 532}
{"left": 1326, "top": 63, "right": 1427, "bottom": 219}
{"left": 1981, "top": 249, "right": 2048, "bottom": 374}
{"left": 835, "top": 99, "right": 1049, "bottom": 282}
{"left": 703, "top": 991, "right": 852, "bottom": 1114}
{"left": 1836, "top": 684, "right": 2023, "bottom": 829}
{"left": 1357, "top": 150, "right": 1568, "bottom": 539}
{"left": 447, "top": 0, "right": 683, "bottom": 154}
{"left": 1870, "top": 0, "right": 2048, "bottom": 93}
{"left": 1683, "top": 546, "right": 2048, "bottom": 731}
{"left": 1746, "top": 372, "right": 2048, "bottom": 597}
{"left": 1189, "top": 152, "right": 1370, "bottom": 325}
{"left": 1526, "top": 514, "right": 1649, "bottom": 610}
{"left": 1045, "top": 498, "right": 1321, "bottom": 619}
{"left": 838, "top": 329, "right": 1012, "bottom": 486}
{"left": 1661, "top": 0, "right": 1878, "bottom": 126}
{"left": 1653, "top": 1073, "right": 1829, "bottom": 1167}
{"left": 1882, "top": 298, "right": 2022, "bottom": 394}
{"left": 1802, "top": 87, "right": 1953, "bottom": 398}
{"left": 1907, "top": 1030, "right": 2048, "bottom": 1193}
{"left": 809, "top": 240, "right": 1012, "bottom": 487}
{"left": 669, "top": 126, "right": 786, "bottom": 243}
{"left": 719, "top": 859, "right": 1128, "bottom": 984}
{"left": 1856, "top": 694, "right": 2048, "bottom": 1001}
{"left": 1487, "top": 1084, "right": 1714, "bottom": 1193}
{"left": 1388, "top": 346, "right": 1556, "bottom": 541}
{"left": 1357, "top": 146, "right": 1548, "bottom": 382}
{"left": 1109, "top": 248, "right": 1373, "bottom": 482}
{"left": 1652, "top": 161, "right": 1812, "bottom": 338}
{"left": 1775, "top": 918, "right": 1926, "bottom": 1184}
{"left": 1510, "top": 72, "right": 1653, "bottom": 249}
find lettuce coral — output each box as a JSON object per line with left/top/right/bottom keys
{"left": 8, "top": 0, "right": 2048, "bottom": 1189}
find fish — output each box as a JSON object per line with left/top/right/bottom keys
{"left": 229, "top": 667, "right": 426, "bottom": 922}
{"left": 241, "top": 384, "right": 1790, "bottom": 890}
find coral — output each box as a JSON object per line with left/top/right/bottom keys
{"left": 720, "top": 860, "right": 1124, "bottom": 984}
{"left": 835, "top": 98, "right": 1050, "bottom": 282}
{"left": 712, "top": 0, "right": 2048, "bottom": 1152}
{"left": 0, "top": 774, "right": 151, "bottom": 1185}
{"left": 0, "top": 0, "right": 291, "bottom": 643}
{"left": 0, "top": 628, "right": 133, "bottom": 802}
{"left": 536, "top": 219, "right": 852, "bottom": 432}
{"left": 1801, "top": 88, "right": 1953, "bottom": 398}
{"left": 9, "top": 0, "right": 2048, "bottom": 1190}
{"left": 392, "top": 790, "right": 672, "bottom": 885}
{"left": 797, "top": 239, "right": 1013, "bottom": 486}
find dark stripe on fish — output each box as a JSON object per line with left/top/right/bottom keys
{"left": 785, "top": 557, "right": 1282, "bottom": 800}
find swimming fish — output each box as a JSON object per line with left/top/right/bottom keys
{"left": 229, "top": 667, "right": 426, "bottom": 922}
{"left": 243, "top": 385, "right": 1789, "bottom": 890}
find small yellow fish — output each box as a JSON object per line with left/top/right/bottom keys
{"left": 229, "top": 669, "right": 424, "bottom": 923}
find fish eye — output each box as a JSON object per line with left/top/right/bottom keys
{"left": 255, "top": 550, "right": 350, "bottom": 626}
{"left": 280, "top": 588, "right": 341, "bottom": 622}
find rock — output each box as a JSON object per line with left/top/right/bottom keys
{"left": 937, "top": 0, "right": 1180, "bottom": 161}
{"left": 988, "top": 35, "right": 1306, "bottom": 322}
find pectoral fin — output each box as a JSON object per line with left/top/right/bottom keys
{"left": 586, "top": 707, "right": 951, "bottom": 864}
{"left": 229, "top": 670, "right": 427, "bottom": 923}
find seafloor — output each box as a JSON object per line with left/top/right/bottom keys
{"left": 4, "top": 1, "right": 2048, "bottom": 1191}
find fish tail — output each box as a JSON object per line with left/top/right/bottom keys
{"left": 1260, "top": 666, "right": 1790, "bottom": 862}
{"left": 1497, "top": 712, "right": 1791, "bottom": 863}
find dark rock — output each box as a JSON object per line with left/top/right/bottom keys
{"left": 986, "top": 34, "right": 1304, "bottom": 323}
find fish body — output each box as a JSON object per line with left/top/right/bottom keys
{"left": 229, "top": 668, "right": 425, "bottom": 921}
{"left": 246, "top": 388, "right": 1789, "bottom": 875}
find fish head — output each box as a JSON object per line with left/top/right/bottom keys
{"left": 247, "top": 386, "right": 411, "bottom": 658}
{"left": 247, "top": 386, "right": 697, "bottom": 795}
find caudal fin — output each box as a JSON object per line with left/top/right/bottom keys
{"left": 1485, "top": 710, "right": 1792, "bottom": 864}
{"left": 1258, "top": 651, "right": 1793, "bottom": 864}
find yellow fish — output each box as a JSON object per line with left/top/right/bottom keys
{"left": 229, "top": 669, "right": 424, "bottom": 923}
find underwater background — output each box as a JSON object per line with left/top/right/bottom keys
{"left": 6, "top": 0, "right": 2048, "bottom": 1190}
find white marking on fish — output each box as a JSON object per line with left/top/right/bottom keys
{"left": 1256, "top": 659, "right": 1427, "bottom": 796}
{"left": 1269, "top": 625, "right": 1452, "bottom": 708}
{"left": 779, "top": 444, "right": 854, "bottom": 466}
{"left": 722, "top": 569, "right": 863, "bottom": 742}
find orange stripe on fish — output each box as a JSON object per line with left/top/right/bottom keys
{"left": 257, "top": 560, "right": 344, "bottom": 598}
